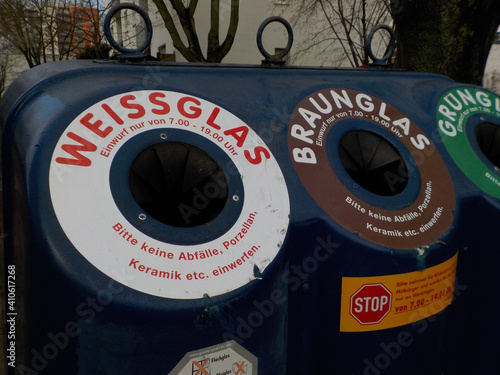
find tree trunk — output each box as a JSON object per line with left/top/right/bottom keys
{"left": 392, "top": 0, "right": 500, "bottom": 85}
{"left": 207, "top": 0, "right": 239, "bottom": 62}
{"left": 152, "top": 0, "right": 239, "bottom": 63}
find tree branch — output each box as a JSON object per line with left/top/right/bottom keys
{"left": 211, "top": 0, "right": 239, "bottom": 62}
{"left": 169, "top": 0, "right": 205, "bottom": 60}
{"left": 207, "top": 0, "right": 220, "bottom": 58}
{"left": 320, "top": 0, "right": 357, "bottom": 66}
{"left": 151, "top": 0, "right": 201, "bottom": 61}
{"left": 188, "top": 0, "right": 198, "bottom": 17}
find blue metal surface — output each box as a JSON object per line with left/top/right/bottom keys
{"left": 1, "top": 59, "right": 500, "bottom": 375}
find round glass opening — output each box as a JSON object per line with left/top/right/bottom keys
{"left": 339, "top": 130, "right": 409, "bottom": 196}
{"left": 129, "top": 142, "right": 228, "bottom": 227}
{"left": 475, "top": 122, "right": 500, "bottom": 168}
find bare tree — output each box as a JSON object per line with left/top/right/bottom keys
{"left": 0, "top": 0, "right": 108, "bottom": 68}
{"left": 151, "top": 0, "right": 240, "bottom": 62}
{"left": 277, "top": 0, "right": 392, "bottom": 67}
{"left": 280, "top": 0, "right": 499, "bottom": 84}
{"left": 0, "top": 51, "right": 10, "bottom": 99}
{"left": 391, "top": 0, "right": 500, "bottom": 85}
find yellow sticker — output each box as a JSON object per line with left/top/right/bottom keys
{"left": 340, "top": 253, "right": 458, "bottom": 332}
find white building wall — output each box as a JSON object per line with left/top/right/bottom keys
{"left": 108, "top": 0, "right": 302, "bottom": 65}
{"left": 483, "top": 30, "right": 500, "bottom": 95}
{"left": 484, "top": 44, "right": 500, "bottom": 94}
{"left": 1, "top": 53, "right": 30, "bottom": 92}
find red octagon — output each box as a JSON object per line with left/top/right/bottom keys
{"left": 350, "top": 283, "right": 392, "bottom": 325}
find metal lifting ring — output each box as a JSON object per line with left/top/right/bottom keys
{"left": 257, "top": 16, "right": 294, "bottom": 65}
{"left": 104, "top": 2, "right": 153, "bottom": 58}
{"left": 366, "top": 24, "right": 396, "bottom": 66}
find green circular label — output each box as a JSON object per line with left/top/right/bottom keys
{"left": 437, "top": 87, "right": 500, "bottom": 198}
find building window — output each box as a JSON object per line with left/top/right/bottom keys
{"left": 157, "top": 44, "right": 176, "bottom": 61}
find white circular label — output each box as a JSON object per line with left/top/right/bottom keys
{"left": 49, "top": 90, "right": 290, "bottom": 299}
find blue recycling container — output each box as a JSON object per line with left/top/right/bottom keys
{"left": 1, "top": 57, "right": 499, "bottom": 375}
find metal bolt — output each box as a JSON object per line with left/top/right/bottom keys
{"left": 139, "top": 213, "right": 147, "bottom": 221}
{"left": 300, "top": 282, "right": 311, "bottom": 295}
{"left": 160, "top": 133, "right": 167, "bottom": 140}
{"left": 232, "top": 195, "right": 240, "bottom": 202}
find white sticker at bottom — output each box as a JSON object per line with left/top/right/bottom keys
{"left": 169, "top": 340, "right": 257, "bottom": 375}
{"left": 49, "top": 90, "right": 290, "bottom": 299}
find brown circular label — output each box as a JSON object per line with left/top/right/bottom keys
{"left": 288, "top": 88, "right": 456, "bottom": 249}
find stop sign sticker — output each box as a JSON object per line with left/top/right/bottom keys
{"left": 341, "top": 255, "right": 458, "bottom": 332}
{"left": 350, "top": 284, "right": 392, "bottom": 325}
